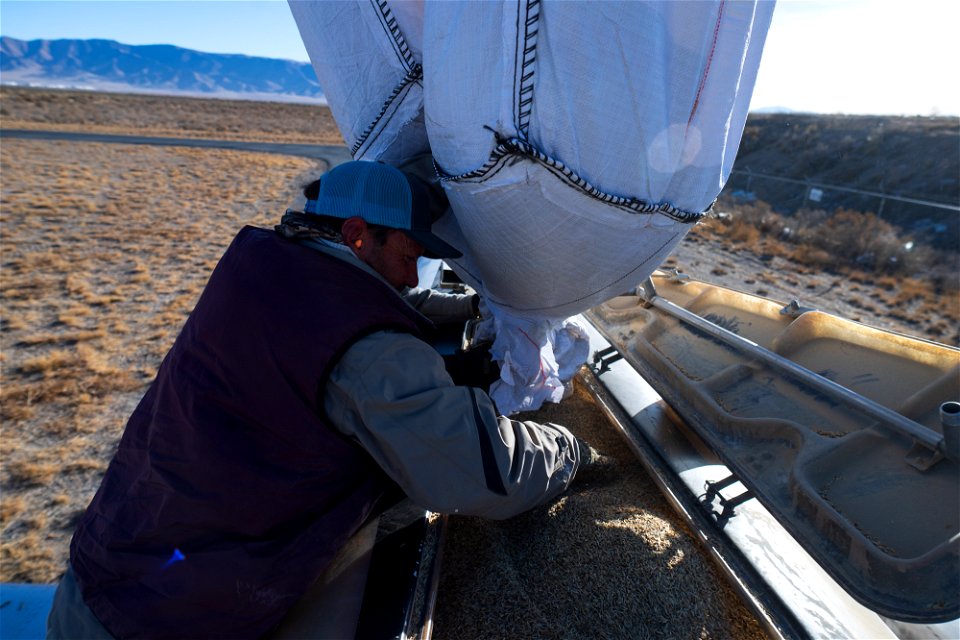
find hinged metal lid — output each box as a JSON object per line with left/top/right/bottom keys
{"left": 585, "top": 271, "right": 960, "bottom": 623}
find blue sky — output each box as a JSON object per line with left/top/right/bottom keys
{"left": 1, "top": 1, "right": 310, "bottom": 62}
{"left": 2, "top": 0, "right": 958, "bottom": 116}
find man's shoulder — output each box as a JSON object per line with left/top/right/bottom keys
{"left": 335, "top": 329, "right": 442, "bottom": 377}
{"left": 231, "top": 226, "right": 340, "bottom": 265}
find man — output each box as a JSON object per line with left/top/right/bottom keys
{"left": 47, "top": 161, "right": 593, "bottom": 639}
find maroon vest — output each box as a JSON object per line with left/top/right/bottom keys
{"left": 69, "top": 226, "right": 433, "bottom": 639}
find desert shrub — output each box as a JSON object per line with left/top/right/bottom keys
{"left": 785, "top": 208, "right": 830, "bottom": 239}
{"left": 725, "top": 199, "right": 773, "bottom": 224}
{"left": 710, "top": 198, "right": 787, "bottom": 251}
{"left": 788, "top": 245, "right": 834, "bottom": 267}
{"left": 896, "top": 242, "right": 940, "bottom": 276}
{"left": 715, "top": 200, "right": 950, "bottom": 280}
{"left": 725, "top": 219, "right": 761, "bottom": 245}
{"left": 795, "top": 209, "right": 917, "bottom": 274}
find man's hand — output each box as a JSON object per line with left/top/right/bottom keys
{"left": 574, "top": 438, "right": 617, "bottom": 485}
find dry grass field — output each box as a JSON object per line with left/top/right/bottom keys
{"left": 673, "top": 211, "right": 960, "bottom": 346}
{"left": 1, "top": 86, "right": 343, "bottom": 144}
{"left": 0, "top": 137, "right": 323, "bottom": 581}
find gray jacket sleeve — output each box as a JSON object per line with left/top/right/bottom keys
{"left": 400, "top": 287, "right": 476, "bottom": 325}
{"left": 324, "top": 330, "right": 580, "bottom": 520}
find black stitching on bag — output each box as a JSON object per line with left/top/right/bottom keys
{"left": 433, "top": 150, "right": 513, "bottom": 189}
{"left": 372, "top": 0, "right": 416, "bottom": 71}
{"left": 435, "top": 138, "right": 709, "bottom": 224}
{"left": 515, "top": 0, "right": 540, "bottom": 140}
{"left": 352, "top": 0, "right": 423, "bottom": 158}
{"left": 352, "top": 64, "right": 422, "bottom": 157}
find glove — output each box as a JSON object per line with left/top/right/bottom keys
{"left": 442, "top": 341, "right": 501, "bottom": 389}
{"left": 470, "top": 293, "right": 481, "bottom": 318}
{"left": 574, "top": 438, "right": 617, "bottom": 485}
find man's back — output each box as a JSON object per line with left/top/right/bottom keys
{"left": 69, "top": 227, "right": 428, "bottom": 639}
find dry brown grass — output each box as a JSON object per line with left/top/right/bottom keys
{"left": 1, "top": 86, "right": 345, "bottom": 145}
{"left": 1, "top": 496, "right": 27, "bottom": 525}
{"left": 1, "top": 137, "right": 322, "bottom": 582}
{"left": 686, "top": 200, "right": 959, "bottom": 345}
{"left": 725, "top": 219, "right": 762, "bottom": 245}
{"left": 0, "top": 532, "right": 58, "bottom": 583}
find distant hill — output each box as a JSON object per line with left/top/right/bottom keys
{"left": 724, "top": 113, "right": 960, "bottom": 249}
{"left": 735, "top": 114, "right": 959, "bottom": 203}
{"left": 0, "top": 36, "right": 323, "bottom": 104}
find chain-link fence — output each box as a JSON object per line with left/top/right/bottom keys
{"left": 722, "top": 170, "right": 960, "bottom": 250}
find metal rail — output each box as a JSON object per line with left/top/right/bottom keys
{"left": 639, "top": 279, "right": 945, "bottom": 453}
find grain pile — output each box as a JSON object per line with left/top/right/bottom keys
{"left": 433, "top": 382, "right": 768, "bottom": 640}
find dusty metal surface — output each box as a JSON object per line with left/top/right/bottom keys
{"left": 583, "top": 271, "right": 960, "bottom": 623}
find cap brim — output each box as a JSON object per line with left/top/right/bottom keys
{"left": 402, "top": 229, "right": 463, "bottom": 260}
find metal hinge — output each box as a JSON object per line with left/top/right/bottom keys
{"left": 701, "top": 474, "right": 755, "bottom": 527}
{"left": 904, "top": 439, "right": 945, "bottom": 471}
{"left": 780, "top": 300, "right": 817, "bottom": 318}
{"left": 591, "top": 346, "right": 624, "bottom": 376}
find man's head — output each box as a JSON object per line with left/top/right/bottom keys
{"left": 304, "top": 161, "right": 460, "bottom": 290}
{"left": 307, "top": 161, "right": 460, "bottom": 259}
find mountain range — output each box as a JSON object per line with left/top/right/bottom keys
{"left": 0, "top": 36, "right": 323, "bottom": 103}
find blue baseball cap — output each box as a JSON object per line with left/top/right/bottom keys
{"left": 305, "top": 160, "right": 462, "bottom": 260}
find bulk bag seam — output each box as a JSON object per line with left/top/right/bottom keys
{"left": 436, "top": 138, "right": 710, "bottom": 224}
{"left": 371, "top": 0, "right": 417, "bottom": 72}
{"left": 513, "top": 0, "right": 541, "bottom": 140}
{"left": 352, "top": 63, "right": 423, "bottom": 158}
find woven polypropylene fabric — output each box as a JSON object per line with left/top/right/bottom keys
{"left": 289, "top": 0, "right": 429, "bottom": 164}
{"left": 424, "top": 0, "right": 772, "bottom": 212}
{"left": 289, "top": 0, "right": 774, "bottom": 411}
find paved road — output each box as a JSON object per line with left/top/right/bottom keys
{"left": 0, "top": 128, "right": 353, "bottom": 169}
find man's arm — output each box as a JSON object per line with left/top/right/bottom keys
{"left": 324, "top": 331, "right": 579, "bottom": 520}
{"left": 401, "top": 287, "right": 478, "bottom": 325}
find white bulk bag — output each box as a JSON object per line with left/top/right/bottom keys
{"left": 289, "top": 0, "right": 774, "bottom": 413}
{"left": 288, "top": 0, "right": 428, "bottom": 165}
